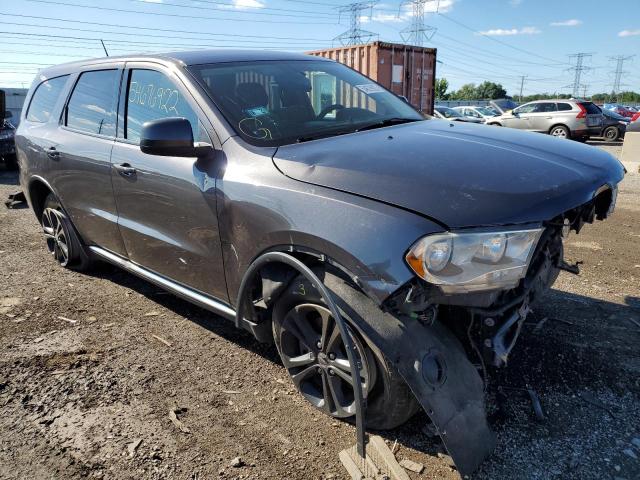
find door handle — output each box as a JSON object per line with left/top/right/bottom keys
{"left": 46, "top": 147, "right": 60, "bottom": 159}
{"left": 114, "top": 163, "right": 136, "bottom": 177}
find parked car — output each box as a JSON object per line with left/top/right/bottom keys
{"left": 489, "top": 99, "right": 604, "bottom": 140}
{"left": 597, "top": 108, "right": 629, "bottom": 141}
{"left": 15, "top": 51, "right": 624, "bottom": 475}
{"left": 452, "top": 106, "right": 499, "bottom": 123}
{"left": 603, "top": 103, "right": 636, "bottom": 118}
{"left": 433, "top": 106, "right": 483, "bottom": 123}
{"left": 632, "top": 111, "right": 640, "bottom": 123}
{"left": 0, "top": 112, "right": 17, "bottom": 169}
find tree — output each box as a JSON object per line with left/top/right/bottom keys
{"left": 435, "top": 78, "right": 449, "bottom": 100}
{"left": 450, "top": 83, "right": 478, "bottom": 100}
{"left": 475, "top": 81, "right": 507, "bottom": 100}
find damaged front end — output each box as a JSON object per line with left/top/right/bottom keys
{"left": 379, "top": 186, "right": 618, "bottom": 471}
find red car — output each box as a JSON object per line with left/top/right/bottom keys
{"left": 632, "top": 111, "right": 640, "bottom": 122}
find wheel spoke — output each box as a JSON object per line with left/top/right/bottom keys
{"left": 320, "top": 370, "right": 334, "bottom": 413}
{"left": 327, "top": 375, "right": 351, "bottom": 417}
{"left": 282, "top": 352, "right": 315, "bottom": 369}
{"left": 330, "top": 365, "right": 354, "bottom": 386}
{"left": 319, "top": 309, "right": 332, "bottom": 350}
{"left": 286, "top": 314, "right": 320, "bottom": 351}
{"left": 290, "top": 365, "right": 317, "bottom": 388}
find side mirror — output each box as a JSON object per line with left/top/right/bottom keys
{"left": 140, "top": 117, "right": 211, "bottom": 157}
{"left": 4, "top": 110, "right": 12, "bottom": 119}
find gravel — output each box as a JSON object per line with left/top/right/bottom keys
{"left": 0, "top": 142, "right": 638, "bottom": 479}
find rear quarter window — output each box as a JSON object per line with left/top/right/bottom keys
{"left": 557, "top": 103, "right": 573, "bottom": 111}
{"left": 26, "top": 75, "right": 69, "bottom": 123}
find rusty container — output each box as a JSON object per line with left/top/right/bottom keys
{"left": 307, "top": 41, "right": 437, "bottom": 114}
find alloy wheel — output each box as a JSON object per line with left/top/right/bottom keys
{"left": 42, "top": 207, "right": 70, "bottom": 266}
{"left": 277, "top": 303, "right": 375, "bottom": 418}
{"left": 550, "top": 127, "right": 568, "bottom": 138}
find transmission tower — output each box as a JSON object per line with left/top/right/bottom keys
{"left": 399, "top": 0, "right": 438, "bottom": 46}
{"left": 333, "top": 1, "right": 378, "bottom": 46}
{"left": 565, "top": 53, "right": 593, "bottom": 98}
{"left": 610, "top": 55, "right": 634, "bottom": 100}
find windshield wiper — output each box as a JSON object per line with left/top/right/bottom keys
{"left": 355, "top": 117, "right": 421, "bottom": 132}
{"left": 296, "top": 129, "right": 352, "bottom": 143}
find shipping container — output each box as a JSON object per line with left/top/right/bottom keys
{"left": 307, "top": 41, "right": 437, "bottom": 115}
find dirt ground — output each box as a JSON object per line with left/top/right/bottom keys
{"left": 0, "top": 141, "right": 639, "bottom": 480}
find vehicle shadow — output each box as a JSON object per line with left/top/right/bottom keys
{"left": 0, "top": 167, "right": 19, "bottom": 186}
{"left": 587, "top": 140, "right": 624, "bottom": 147}
{"left": 85, "top": 262, "right": 640, "bottom": 478}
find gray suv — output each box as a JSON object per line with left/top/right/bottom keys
{"left": 489, "top": 99, "right": 604, "bottom": 140}
{"left": 15, "top": 51, "right": 624, "bottom": 475}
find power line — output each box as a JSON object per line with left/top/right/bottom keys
{"left": 24, "top": 0, "right": 338, "bottom": 25}
{"left": 565, "top": 53, "right": 593, "bottom": 98}
{"left": 0, "top": 21, "right": 330, "bottom": 46}
{"left": 438, "top": 12, "right": 570, "bottom": 66}
{"left": 399, "top": 0, "right": 438, "bottom": 46}
{"left": 1, "top": 14, "right": 334, "bottom": 42}
{"left": 333, "top": 2, "right": 378, "bottom": 46}
{"left": 129, "top": 0, "right": 335, "bottom": 19}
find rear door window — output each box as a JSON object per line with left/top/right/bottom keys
{"left": 532, "top": 103, "right": 557, "bottom": 113}
{"left": 26, "top": 76, "right": 69, "bottom": 123}
{"left": 125, "top": 69, "right": 198, "bottom": 145}
{"left": 66, "top": 70, "right": 120, "bottom": 137}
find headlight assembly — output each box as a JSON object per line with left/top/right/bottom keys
{"left": 406, "top": 228, "right": 543, "bottom": 293}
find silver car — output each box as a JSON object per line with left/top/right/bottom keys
{"left": 489, "top": 99, "right": 603, "bottom": 140}
{"left": 453, "top": 106, "right": 499, "bottom": 123}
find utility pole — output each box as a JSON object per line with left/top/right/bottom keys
{"left": 518, "top": 75, "right": 527, "bottom": 102}
{"left": 609, "top": 55, "right": 634, "bottom": 102}
{"left": 333, "top": 2, "right": 378, "bottom": 46}
{"left": 399, "top": 0, "right": 438, "bottom": 46}
{"left": 565, "top": 53, "right": 592, "bottom": 98}
{"left": 582, "top": 84, "right": 589, "bottom": 99}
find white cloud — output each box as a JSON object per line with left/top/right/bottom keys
{"left": 619, "top": 29, "right": 640, "bottom": 37}
{"left": 509, "top": 0, "right": 523, "bottom": 5}
{"left": 139, "top": 0, "right": 163, "bottom": 3}
{"left": 479, "top": 26, "right": 541, "bottom": 36}
{"left": 220, "top": 0, "right": 265, "bottom": 10}
{"left": 550, "top": 19, "right": 582, "bottom": 27}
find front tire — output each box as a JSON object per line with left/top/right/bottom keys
{"left": 41, "top": 193, "right": 93, "bottom": 271}
{"left": 272, "top": 273, "right": 420, "bottom": 430}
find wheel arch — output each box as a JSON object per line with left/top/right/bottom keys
{"left": 233, "top": 244, "right": 375, "bottom": 343}
{"left": 27, "top": 176, "right": 57, "bottom": 221}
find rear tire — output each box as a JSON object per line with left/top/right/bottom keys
{"left": 603, "top": 126, "right": 620, "bottom": 142}
{"left": 549, "top": 125, "right": 570, "bottom": 139}
{"left": 549, "top": 125, "right": 571, "bottom": 139}
{"left": 41, "top": 193, "right": 93, "bottom": 271}
{"left": 272, "top": 273, "right": 420, "bottom": 430}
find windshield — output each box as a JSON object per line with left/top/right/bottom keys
{"left": 435, "top": 107, "right": 462, "bottom": 119}
{"left": 188, "top": 60, "right": 424, "bottom": 146}
{"left": 476, "top": 107, "right": 497, "bottom": 116}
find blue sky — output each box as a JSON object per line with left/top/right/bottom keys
{"left": 1, "top": 0, "right": 639, "bottom": 96}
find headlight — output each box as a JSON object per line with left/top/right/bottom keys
{"left": 406, "top": 228, "right": 543, "bottom": 293}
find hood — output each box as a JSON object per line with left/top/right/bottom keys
{"left": 273, "top": 120, "right": 625, "bottom": 228}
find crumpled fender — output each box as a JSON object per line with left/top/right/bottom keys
{"left": 323, "top": 272, "right": 496, "bottom": 476}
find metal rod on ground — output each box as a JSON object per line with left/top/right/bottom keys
{"left": 235, "top": 251, "right": 367, "bottom": 458}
